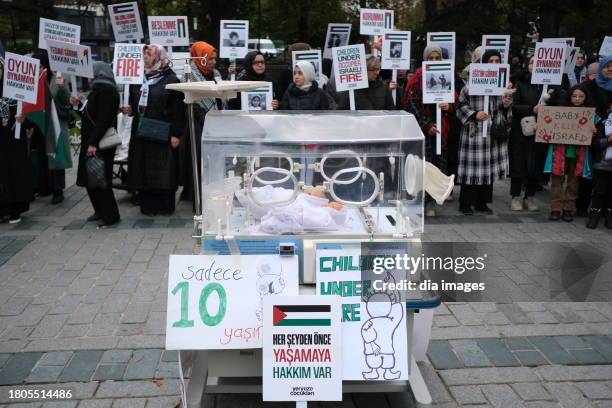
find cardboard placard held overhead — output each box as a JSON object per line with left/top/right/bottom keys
{"left": 381, "top": 31, "right": 411, "bottom": 70}
{"left": 481, "top": 35, "right": 511, "bottom": 64}
{"left": 531, "top": 42, "right": 567, "bottom": 85}
{"left": 535, "top": 106, "right": 596, "bottom": 146}
{"left": 422, "top": 61, "right": 455, "bottom": 104}
{"left": 468, "top": 63, "right": 510, "bottom": 96}
{"left": 165, "top": 255, "right": 298, "bottom": 350}
{"left": 323, "top": 24, "right": 351, "bottom": 59}
{"left": 332, "top": 44, "right": 369, "bottom": 92}
{"left": 293, "top": 50, "right": 322, "bottom": 83}
{"left": 147, "top": 16, "right": 190, "bottom": 47}
{"left": 427, "top": 32, "right": 455, "bottom": 61}
{"left": 2, "top": 53, "right": 40, "bottom": 104}
{"left": 263, "top": 295, "right": 342, "bottom": 402}
{"left": 47, "top": 40, "right": 94, "bottom": 78}
{"left": 219, "top": 20, "right": 249, "bottom": 59}
{"left": 38, "top": 18, "right": 81, "bottom": 50}
{"left": 113, "top": 43, "right": 144, "bottom": 85}
{"left": 241, "top": 82, "right": 273, "bottom": 111}
{"left": 107, "top": 2, "right": 144, "bottom": 42}
{"left": 359, "top": 8, "right": 394, "bottom": 35}
{"left": 599, "top": 36, "right": 612, "bottom": 57}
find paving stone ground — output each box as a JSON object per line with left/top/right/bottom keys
{"left": 0, "top": 164, "right": 611, "bottom": 407}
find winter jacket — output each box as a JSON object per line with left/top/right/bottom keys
{"left": 338, "top": 79, "right": 395, "bottom": 110}
{"left": 280, "top": 82, "right": 334, "bottom": 110}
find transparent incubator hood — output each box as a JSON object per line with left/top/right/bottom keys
{"left": 201, "top": 111, "right": 425, "bottom": 240}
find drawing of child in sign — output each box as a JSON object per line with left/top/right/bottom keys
{"left": 361, "top": 272, "right": 403, "bottom": 380}
{"left": 255, "top": 257, "right": 285, "bottom": 321}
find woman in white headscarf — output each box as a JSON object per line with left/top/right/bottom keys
{"left": 280, "top": 61, "right": 334, "bottom": 110}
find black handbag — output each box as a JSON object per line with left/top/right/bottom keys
{"left": 86, "top": 156, "right": 108, "bottom": 190}
{"left": 490, "top": 122, "right": 509, "bottom": 143}
{"left": 136, "top": 117, "right": 172, "bottom": 144}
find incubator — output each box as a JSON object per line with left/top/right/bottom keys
{"left": 200, "top": 111, "right": 425, "bottom": 240}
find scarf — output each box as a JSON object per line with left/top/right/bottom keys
{"left": 295, "top": 60, "right": 316, "bottom": 91}
{"left": 238, "top": 51, "right": 266, "bottom": 81}
{"left": 183, "top": 61, "right": 221, "bottom": 112}
{"left": 91, "top": 62, "right": 116, "bottom": 88}
{"left": 190, "top": 41, "right": 217, "bottom": 76}
{"left": 144, "top": 44, "right": 169, "bottom": 75}
{"left": 595, "top": 55, "right": 612, "bottom": 91}
{"left": 138, "top": 69, "right": 166, "bottom": 110}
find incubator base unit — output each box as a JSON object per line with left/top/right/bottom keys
{"left": 201, "top": 111, "right": 425, "bottom": 240}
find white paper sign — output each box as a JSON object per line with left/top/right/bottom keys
{"left": 2, "top": 53, "right": 40, "bottom": 104}
{"left": 293, "top": 50, "right": 322, "bottom": 83}
{"left": 381, "top": 31, "right": 411, "bottom": 70}
{"left": 481, "top": 35, "right": 511, "bottom": 64}
{"left": 316, "top": 246, "right": 408, "bottom": 381}
{"left": 531, "top": 42, "right": 567, "bottom": 85}
{"left": 166, "top": 254, "right": 299, "bottom": 350}
{"left": 148, "top": 16, "right": 190, "bottom": 47}
{"left": 468, "top": 63, "right": 510, "bottom": 96}
{"left": 220, "top": 20, "right": 249, "bottom": 59}
{"left": 599, "top": 36, "right": 612, "bottom": 57}
{"left": 422, "top": 61, "right": 455, "bottom": 104}
{"left": 241, "top": 82, "right": 273, "bottom": 110}
{"left": 323, "top": 24, "right": 351, "bottom": 59}
{"left": 564, "top": 46, "right": 581, "bottom": 75}
{"left": 543, "top": 37, "right": 575, "bottom": 47}
{"left": 108, "top": 2, "right": 144, "bottom": 42}
{"left": 47, "top": 40, "right": 94, "bottom": 78}
{"left": 113, "top": 43, "right": 144, "bottom": 85}
{"left": 332, "top": 44, "right": 368, "bottom": 93}
{"left": 38, "top": 18, "right": 81, "bottom": 50}
{"left": 427, "top": 32, "right": 455, "bottom": 61}
{"left": 359, "top": 8, "right": 394, "bottom": 35}
{"left": 263, "top": 295, "right": 342, "bottom": 402}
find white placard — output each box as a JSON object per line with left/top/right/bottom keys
{"left": 381, "top": 31, "right": 411, "bottom": 70}
{"left": 108, "top": 2, "right": 144, "bottom": 42}
{"left": 422, "top": 61, "right": 455, "bottom": 104}
{"left": 468, "top": 63, "right": 510, "bottom": 96}
{"left": 481, "top": 35, "right": 511, "bottom": 64}
{"left": 220, "top": 20, "right": 249, "bottom": 59}
{"left": 113, "top": 43, "right": 144, "bottom": 85}
{"left": 531, "top": 42, "right": 567, "bottom": 85}
{"left": 564, "top": 46, "right": 580, "bottom": 75}
{"left": 359, "top": 8, "right": 394, "bottom": 35}
{"left": 148, "top": 16, "right": 190, "bottom": 47}
{"left": 599, "top": 36, "right": 612, "bottom": 57}
{"left": 2, "top": 52, "right": 40, "bottom": 104}
{"left": 166, "top": 254, "right": 299, "bottom": 350}
{"left": 38, "top": 18, "right": 81, "bottom": 50}
{"left": 543, "top": 37, "right": 575, "bottom": 47}
{"left": 292, "top": 50, "right": 322, "bottom": 83}
{"left": 427, "top": 32, "right": 455, "bottom": 61}
{"left": 46, "top": 40, "right": 94, "bottom": 79}
{"left": 332, "top": 44, "right": 368, "bottom": 93}
{"left": 241, "top": 82, "right": 273, "bottom": 110}
{"left": 316, "top": 246, "right": 408, "bottom": 381}
{"left": 263, "top": 295, "right": 342, "bottom": 402}
{"left": 323, "top": 24, "right": 351, "bottom": 59}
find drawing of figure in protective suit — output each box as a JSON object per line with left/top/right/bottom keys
{"left": 255, "top": 258, "right": 285, "bottom": 322}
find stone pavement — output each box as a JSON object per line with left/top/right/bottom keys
{"left": 0, "top": 162, "right": 611, "bottom": 407}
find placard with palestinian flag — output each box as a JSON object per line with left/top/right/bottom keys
{"left": 468, "top": 63, "right": 510, "bottom": 96}
{"left": 482, "top": 35, "right": 511, "bottom": 64}
{"left": 422, "top": 60, "right": 455, "bottom": 103}
{"left": 292, "top": 50, "right": 322, "bottom": 83}
{"left": 108, "top": 2, "right": 144, "bottom": 42}
{"left": 381, "top": 31, "right": 411, "bottom": 70}
{"left": 323, "top": 23, "right": 351, "bottom": 59}
{"left": 427, "top": 32, "right": 455, "bottom": 61}
{"left": 220, "top": 20, "right": 249, "bottom": 59}
{"left": 147, "top": 16, "right": 189, "bottom": 47}
{"left": 241, "top": 82, "right": 273, "bottom": 111}
{"left": 359, "top": 8, "right": 394, "bottom": 35}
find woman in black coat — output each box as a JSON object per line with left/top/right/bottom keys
{"left": 227, "top": 51, "right": 280, "bottom": 110}
{"left": 280, "top": 61, "right": 334, "bottom": 110}
{"left": 126, "top": 44, "right": 185, "bottom": 215}
{"left": 76, "top": 62, "right": 121, "bottom": 227}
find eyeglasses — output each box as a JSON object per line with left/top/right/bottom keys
{"left": 253, "top": 60, "right": 265, "bottom": 65}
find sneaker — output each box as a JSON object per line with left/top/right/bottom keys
{"left": 425, "top": 209, "right": 436, "bottom": 217}
{"left": 562, "top": 210, "right": 573, "bottom": 222}
{"left": 511, "top": 197, "right": 523, "bottom": 211}
{"left": 8, "top": 215, "right": 22, "bottom": 224}
{"left": 523, "top": 197, "right": 539, "bottom": 212}
{"left": 549, "top": 211, "right": 561, "bottom": 221}
{"left": 51, "top": 191, "right": 64, "bottom": 204}
{"left": 474, "top": 204, "right": 493, "bottom": 214}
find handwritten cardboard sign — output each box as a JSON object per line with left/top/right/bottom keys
{"left": 535, "top": 106, "right": 596, "bottom": 146}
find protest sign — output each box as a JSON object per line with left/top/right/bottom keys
{"left": 166, "top": 255, "right": 298, "bottom": 350}
{"left": 563, "top": 46, "right": 580, "bottom": 75}
{"left": 113, "top": 43, "right": 144, "bottom": 85}
{"left": 531, "top": 42, "right": 566, "bottom": 85}
{"left": 46, "top": 40, "right": 93, "bottom": 78}
{"left": 220, "top": 20, "right": 249, "bottom": 59}
{"left": 316, "top": 245, "right": 408, "bottom": 381}
{"left": 293, "top": 50, "right": 322, "bottom": 83}
{"left": 263, "top": 295, "right": 342, "bottom": 402}
{"left": 332, "top": 44, "right": 368, "bottom": 93}
{"left": 543, "top": 37, "right": 575, "bottom": 47}
{"left": 2, "top": 53, "right": 40, "bottom": 104}
{"left": 359, "top": 8, "right": 394, "bottom": 35}
{"left": 468, "top": 63, "right": 510, "bottom": 96}
{"left": 323, "top": 24, "right": 351, "bottom": 59}
{"left": 381, "top": 31, "right": 411, "bottom": 70}
{"left": 599, "top": 36, "right": 612, "bottom": 57}
{"left": 481, "top": 35, "right": 511, "bottom": 64}
{"left": 38, "top": 18, "right": 81, "bottom": 50}
{"left": 422, "top": 61, "right": 455, "bottom": 104}
{"left": 108, "top": 2, "right": 144, "bottom": 42}
{"left": 241, "top": 82, "right": 273, "bottom": 110}
{"left": 535, "top": 106, "right": 596, "bottom": 146}
{"left": 427, "top": 32, "right": 455, "bottom": 61}
{"left": 147, "top": 16, "right": 189, "bottom": 47}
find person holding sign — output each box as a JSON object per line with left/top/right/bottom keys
{"left": 456, "top": 49, "right": 513, "bottom": 215}
{"left": 280, "top": 61, "right": 334, "bottom": 110}
{"left": 227, "top": 51, "right": 279, "bottom": 110}
{"left": 338, "top": 57, "right": 395, "bottom": 110}
{"left": 586, "top": 99, "right": 612, "bottom": 229}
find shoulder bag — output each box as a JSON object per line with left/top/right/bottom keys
{"left": 86, "top": 107, "right": 121, "bottom": 150}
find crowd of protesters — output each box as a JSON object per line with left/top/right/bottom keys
{"left": 0, "top": 35, "right": 611, "bottom": 230}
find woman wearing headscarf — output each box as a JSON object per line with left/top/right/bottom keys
{"left": 76, "top": 62, "right": 120, "bottom": 227}
{"left": 573, "top": 51, "right": 587, "bottom": 85}
{"left": 227, "top": 50, "right": 280, "bottom": 110}
{"left": 125, "top": 44, "right": 185, "bottom": 215}
{"left": 460, "top": 46, "right": 483, "bottom": 82}
{"left": 338, "top": 56, "right": 395, "bottom": 110}
{"left": 455, "top": 49, "right": 513, "bottom": 215}
{"left": 280, "top": 61, "right": 334, "bottom": 110}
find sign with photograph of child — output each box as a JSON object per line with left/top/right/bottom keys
{"left": 241, "top": 82, "right": 273, "bottom": 111}
{"left": 220, "top": 20, "right": 249, "bottom": 59}
{"left": 535, "top": 106, "right": 596, "bottom": 146}
{"left": 422, "top": 61, "right": 455, "bottom": 104}
{"left": 381, "top": 31, "right": 411, "bottom": 70}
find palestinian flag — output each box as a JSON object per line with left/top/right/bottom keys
{"left": 21, "top": 69, "right": 48, "bottom": 135}
{"left": 112, "top": 3, "right": 135, "bottom": 14}
{"left": 497, "top": 67, "right": 508, "bottom": 88}
{"left": 484, "top": 38, "right": 507, "bottom": 47}
{"left": 426, "top": 62, "right": 452, "bottom": 72}
{"left": 177, "top": 18, "right": 187, "bottom": 38}
{"left": 429, "top": 33, "right": 454, "bottom": 43}
{"left": 296, "top": 52, "right": 319, "bottom": 62}
{"left": 224, "top": 22, "right": 246, "bottom": 30}
{"left": 330, "top": 26, "right": 350, "bottom": 34}
{"left": 385, "top": 33, "right": 409, "bottom": 41}
{"left": 273, "top": 305, "right": 331, "bottom": 327}
{"left": 384, "top": 12, "right": 393, "bottom": 29}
